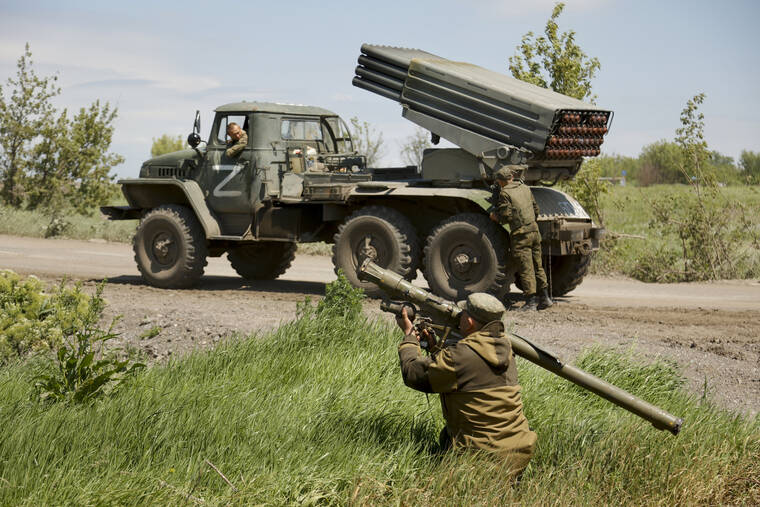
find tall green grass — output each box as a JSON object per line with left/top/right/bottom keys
{"left": 0, "top": 306, "right": 757, "bottom": 505}
{"left": 0, "top": 205, "right": 135, "bottom": 243}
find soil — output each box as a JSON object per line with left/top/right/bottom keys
{"left": 2, "top": 234, "right": 759, "bottom": 417}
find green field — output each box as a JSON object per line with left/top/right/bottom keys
{"left": 592, "top": 185, "right": 760, "bottom": 280}
{"left": 1, "top": 300, "right": 757, "bottom": 505}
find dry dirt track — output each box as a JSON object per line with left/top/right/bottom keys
{"left": 1, "top": 234, "right": 759, "bottom": 417}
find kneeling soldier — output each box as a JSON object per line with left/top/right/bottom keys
{"left": 396, "top": 293, "right": 536, "bottom": 476}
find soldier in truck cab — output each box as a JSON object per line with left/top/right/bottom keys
{"left": 225, "top": 122, "right": 248, "bottom": 158}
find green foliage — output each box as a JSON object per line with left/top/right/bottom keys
{"left": 562, "top": 157, "right": 608, "bottom": 227}
{"left": 740, "top": 150, "right": 760, "bottom": 184}
{"left": 638, "top": 140, "right": 687, "bottom": 185}
{"left": 316, "top": 270, "right": 365, "bottom": 321}
{"left": 26, "top": 101, "right": 123, "bottom": 215}
{"left": 349, "top": 116, "right": 385, "bottom": 166}
{"left": 33, "top": 283, "right": 144, "bottom": 404}
{"left": 0, "top": 271, "right": 90, "bottom": 363}
{"left": 593, "top": 185, "right": 760, "bottom": 282}
{"left": 508, "top": 2, "right": 600, "bottom": 102}
{"left": 641, "top": 94, "right": 756, "bottom": 281}
{"left": 0, "top": 43, "right": 60, "bottom": 207}
{"left": 151, "top": 133, "right": 185, "bottom": 157}
{"left": 399, "top": 127, "right": 431, "bottom": 167}
{"left": 0, "top": 309, "right": 757, "bottom": 504}
{"left": 0, "top": 43, "right": 122, "bottom": 213}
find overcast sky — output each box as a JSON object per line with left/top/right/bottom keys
{"left": 1, "top": 0, "right": 758, "bottom": 178}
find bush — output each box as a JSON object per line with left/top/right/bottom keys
{"left": 0, "top": 271, "right": 89, "bottom": 363}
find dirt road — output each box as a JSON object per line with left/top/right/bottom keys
{"left": 1, "top": 234, "right": 759, "bottom": 416}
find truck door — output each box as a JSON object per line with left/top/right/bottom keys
{"left": 202, "top": 113, "right": 254, "bottom": 215}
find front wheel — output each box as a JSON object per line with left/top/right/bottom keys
{"left": 133, "top": 205, "right": 207, "bottom": 288}
{"left": 423, "top": 213, "right": 510, "bottom": 301}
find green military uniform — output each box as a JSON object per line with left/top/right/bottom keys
{"left": 398, "top": 294, "right": 536, "bottom": 474}
{"left": 494, "top": 169, "right": 548, "bottom": 301}
{"left": 225, "top": 131, "right": 248, "bottom": 158}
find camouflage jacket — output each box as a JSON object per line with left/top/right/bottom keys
{"left": 495, "top": 181, "right": 539, "bottom": 235}
{"left": 225, "top": 131, "right": 248, "bottom": 158}
{"left": 398, "top": 321, "right": 536, "bottom": 463}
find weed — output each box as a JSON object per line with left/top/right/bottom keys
{"left": 31, "top": 282, "right": 144, "bottom": 403}
{"left": 139, "top": 325, "right": 161, "bottom": 340}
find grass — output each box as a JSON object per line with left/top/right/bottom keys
{"left": 591, "top": 184, "right": 760, "bottom": 279}
{"left": 0, "top": 306, "right": 757, "bottom": 505}
{"left": 0, "top": 205, "right": 135, "bottom": 243}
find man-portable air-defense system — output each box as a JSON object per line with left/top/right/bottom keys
{"left": 102, "top": 44, "right": 611, "bottom": 300}
{"left": 359, "top": 259, "right": 683, "bottom": 436}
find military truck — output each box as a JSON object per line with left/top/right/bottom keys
{"left": 102, "top": 44, "right": 611, "bottom": 300}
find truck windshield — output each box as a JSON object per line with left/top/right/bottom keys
{"left": 323, "top": 117, "right": 353, "bottom": 153}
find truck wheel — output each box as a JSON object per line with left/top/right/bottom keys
{"left": 133, "top": 205, "right": 207, "bottom": 288}
{"left": 423, "top": 213, "right": 509, "bottom": 300}
{"left": 228, "top": 242, "right": 297, "bottom": 280}
{"left": 548, "top": 254, "right": 592, "bottom": 297}
{"left": 332, "top": 206, "right": 420, "bottom": 297}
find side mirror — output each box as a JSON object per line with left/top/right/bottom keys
{"left": 187, "top": 133, "right": 201, "bottom": 148}
{"left": 188, "top": 110, "right": 201, "bottom": 148}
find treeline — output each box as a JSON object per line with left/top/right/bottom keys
{"left": 595, "top": 143, "right": 759, "bottom": 186}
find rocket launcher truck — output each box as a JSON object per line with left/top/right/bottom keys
{"left": 102, "top": 44, "right": 611, "bottom": 300}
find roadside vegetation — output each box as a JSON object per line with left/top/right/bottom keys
{"left": 0, "top": 275, "right": 757, "bottom": 504}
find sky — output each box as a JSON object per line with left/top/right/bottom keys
{"left": 1, "top": 0, "right": 759, "bottom": 178}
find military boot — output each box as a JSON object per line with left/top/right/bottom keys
{"left": 518, "top": 295, "right": 538, "bottom": 311}
{"left": 538, "top": 288, "right": 553, "bottom": 310}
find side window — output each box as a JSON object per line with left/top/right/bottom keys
{"left": 281, "top": 119, "right": 323, "bottom": 141}
{"left": 216, "top": 114, "right": 249, "bottom": 144}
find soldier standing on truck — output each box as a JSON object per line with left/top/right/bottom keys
{"left": 225, "top": 122, "right": 248, "bottom": 158}
{"left": 396, "top": 292, "right": 536, "bottom": 477}
{"left": 489, "top": 166, "right": 553, "bottom": 311}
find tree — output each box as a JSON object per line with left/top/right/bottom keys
{"left": 0, "top": 44, "right": 122, "bottom": 215}
{"left": 27, "top": 101, "right": 123, "bottom": 215}
{"left": 638, "top": 140, "right": 686, "bottom": 186}
{"left": 349, "top": 116, "right": 385, "bottom": 167}
{"left": 399, "top": 127, "right": 431, "bottom": 167}
{"left": 739, "top": 150, "right": 760, "bottom": 184}
{"left": 151, "top": 134, "right": 185, "bottom": 157}
{"left": 508, "top": 2, "right": 600, "bottom": 102}
{"left": 675, "top": 93, "right": 711, "bottom": 191}
{"left": 0, "top": 43, "right": 60, "bottom": 206}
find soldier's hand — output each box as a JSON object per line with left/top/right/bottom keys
{"left": 395, "top": 307, "right": 414, "bottom": 336}
{"left": 489, "top": 212, "right": 497, "bottom": 222}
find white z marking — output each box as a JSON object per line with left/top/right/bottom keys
{"left": 212, "top": 163, "right": 244, "bottom": 197}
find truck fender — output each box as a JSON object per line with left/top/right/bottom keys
{"left": 118, "top": 178, "right": 222, "bottom": 238}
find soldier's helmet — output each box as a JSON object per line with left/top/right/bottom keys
{"left": 494, "top": 164, "right": 528, "bottom": 182}
{"left": 457, "top": 293, "right": 506, "bottom": 324}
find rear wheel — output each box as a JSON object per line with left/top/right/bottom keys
{"left": 423, "top": 213, "right": 510, "bottom": 300}
{"left": 548, "top": 254, "right": 592, "bottom": 297}
{"left": 332, "top": 206, "right": 420, "bottom": 297}
{"left": 133, "top": 205, "right": 207, "bottom": 288}
{"left": 228, "top": 242, "right": 297, "bottom": 280}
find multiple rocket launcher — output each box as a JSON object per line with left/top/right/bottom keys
{"left": 352, "top": 44, "right": 612, "bottom": 171}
